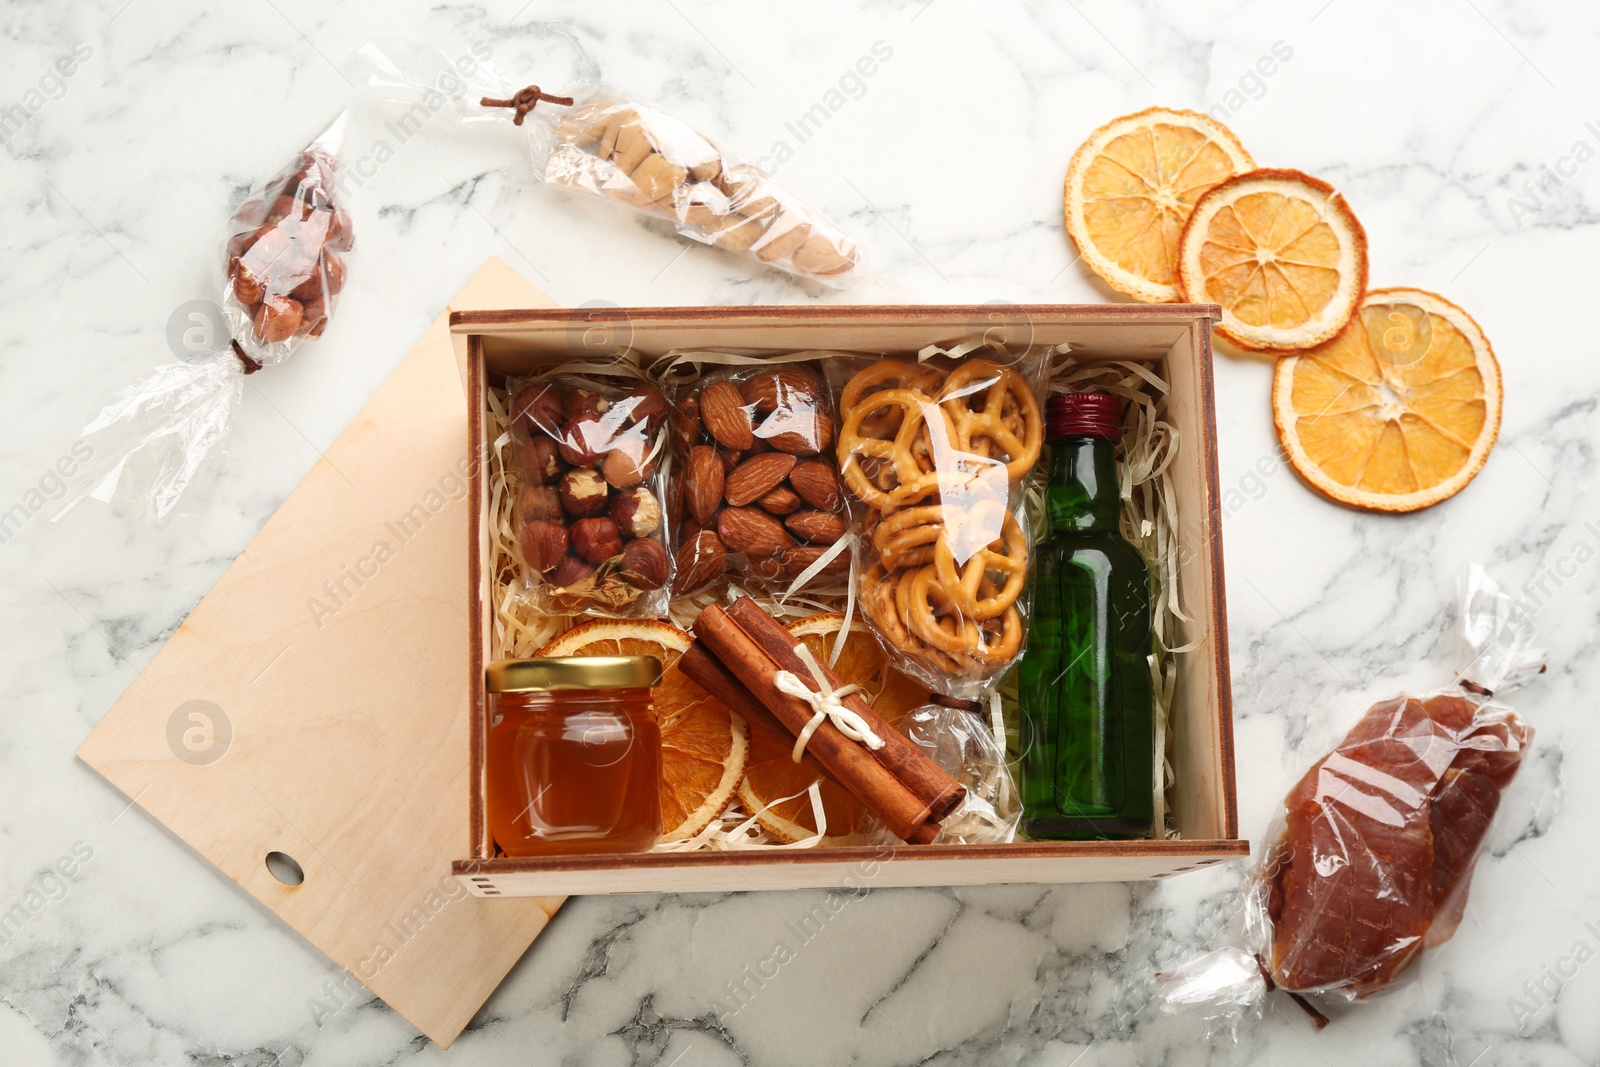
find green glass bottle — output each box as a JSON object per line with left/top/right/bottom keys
{"left": 1018, "top": 392, "right": 1154, "bottom": 839}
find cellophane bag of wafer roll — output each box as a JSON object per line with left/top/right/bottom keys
{"left": 354, "top": 34, "right": 865, "bottom": 287}
{"left": 830, "top": 342, "right": 1049, "bottom": 700}
{"left": 56, "top": 114, "right": 353, "bottom": 524}
{"left": 1155, "top": 565, "right": 1542, "bottom": 1038}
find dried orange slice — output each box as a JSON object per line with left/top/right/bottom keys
{"left": 735, "top": 613, "right": 930, "bottom": 844}
{"left": 1177, "top": 168, "right": 1368, "bottom": 352}
{"left": 537, "top": 619, "right": 747, "bottom": 842}
{"left": 1064, "top": 107, "right": 1255, "bottom": 302}
{"left": 1273, "top": 288, "right": 1502, "bottom": 512}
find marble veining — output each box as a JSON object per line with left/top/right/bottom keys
{"left": 3, "top": 0, "right": 1598, "bottom": 1064}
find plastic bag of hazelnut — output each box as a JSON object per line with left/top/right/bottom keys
{"left": 663, "top": 357, "right": 852, "bottom": 599}
{"left": 58, "top": 114, "right": 353, "bottom": 524}
{"left": 508, "top": 373, "right": 674, "bottom": 617}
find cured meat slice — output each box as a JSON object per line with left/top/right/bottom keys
{"left": 1263, "top": 693, "right": 1530, "bottom": 997}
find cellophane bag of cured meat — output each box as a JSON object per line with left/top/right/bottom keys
{"left": 1155, "top": 564, "right": 1543, "bottom": 1036}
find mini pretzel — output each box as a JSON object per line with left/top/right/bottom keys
{"left": 861, "top": 565, "right": 969, "bottom": 676}
{"left": 904, "top": 566, "right": 1023, "bottom": 666}
{"left": 934, "top": 511, "right": 1029, "bottom": 621}
{"left": 871, "top": 505, "right": 944, "bottom": 569}
{"left": 837, "top": 389, "right": 954, "bottom": 510}
{"left": 938, "top": 360, "right": 1042, "bottom": 482}
{"left": 839, "top": 361, "right": 948, "bottom": 439}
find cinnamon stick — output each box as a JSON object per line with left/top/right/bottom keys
{"left": 725, "top": 597, "right": 966, "bottom": 822}
{"left": 678, "top": 643, "right": 795, "bottom": 750}
{"left": 680, "top": 644, "right": 938, "bottom": 846}
{"left": 694, "top": 603, "right": 939, "bottom": 843}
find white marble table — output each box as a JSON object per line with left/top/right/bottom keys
{"left": 4, "top": 1, "right": 1596, "bottom": 1064}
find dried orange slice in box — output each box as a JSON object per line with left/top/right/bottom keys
{"left": 537, "top": 619, "right": 747, "bottom": 842}
{"left": 1178, "top": 168, "right": 1368, "bottom": 352}
{"left": 736, "top": 613, "right": 931, "bottom": 844}
{"left": 1273, "top": 288, "right": 1502, "bottom": 512}
{"left": 1064, "top": 107, "right": 1255, "bottom": 302}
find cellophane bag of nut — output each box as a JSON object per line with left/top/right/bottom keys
{"left": 1156, "top": 565, "right": 1543, "bottom": 1037}
{"left": 664, "top": 359, "right": 850, "bottom": 600}
{"left": 527, "top": 95, "right": 863, "bottom": 285}
{"left": 832, "top": 347, "right": 1048, "bottom": 699}
{"left": 507, "top": 373, "right": 674, "bottom": 616}
{"left": 60, "top": 115, "right": 352, "bottom": 523}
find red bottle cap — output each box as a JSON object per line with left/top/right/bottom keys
{"left": 1046, "top": 391, "right": 1122, "bottom": 442}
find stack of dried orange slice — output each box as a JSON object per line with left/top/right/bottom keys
{"left": 1062, "top": 107, "right": 1501, "bottom": 512}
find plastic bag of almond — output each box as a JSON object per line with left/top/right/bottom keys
{"left": 506, "top": 370, "right": 675, "bottom": 617}
{"left": 660, "top": 355, "right": 851, "bottom": 602}
{"left": 58, "top": 115, "right": 353, "bottom": 523}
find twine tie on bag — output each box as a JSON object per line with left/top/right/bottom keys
{"left": 230, "top": 341, "right": 263, "bottom": 375}
{"left": 480, "top": 85, "right": 575, "bottom": 125}
{"left": 775, "top": 642, "right": 883, "bottom": 763}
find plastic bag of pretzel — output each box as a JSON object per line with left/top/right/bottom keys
{"left": 831, "top": 344, "right": 1048, "bottom": 698}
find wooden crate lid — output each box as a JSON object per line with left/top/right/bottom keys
{"left": 77, "top": 258, "right": 562, "bottom": 1047}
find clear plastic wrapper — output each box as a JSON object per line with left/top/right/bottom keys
{"left": 901, "top": 696, "right": 1021, "bottom": 844}
{"left": 354, "top": 37, "right": 864, "bottom": 286}
{"left": 506, "top": 368, "right": 673, "bottom": 617}
{"left": 661, "top": 356, "right": 850, "bottom": 599}
{"left": 832, "top": 345, "right": 1047, "bottom": 698}
{"left": 1158, "top": 564, "right": 1542, "bottom": 1032}
{"left": 60, "top": 116, "right": 352, "bottom": 523}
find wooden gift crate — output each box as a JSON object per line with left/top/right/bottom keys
{"left": 450, "top": 304, "right": 1244, "bottom": 897}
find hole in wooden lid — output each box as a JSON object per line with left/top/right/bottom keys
{"left": 265, "top": 851, "right": 305, "bottom": 886}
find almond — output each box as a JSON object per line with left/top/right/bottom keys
{"left": 785, "top": 510, "right": 849, "bottom": 545}
{"left": 788, "top": 460, "right": 843, "bottom": 511}
{"left": 684, "top": 445, "right": 724, "bottom": 525}
{"left": 765, "top": 410, "right": 834, "bottom": 456}
{"left": 779, "top": 544, "right": 851, "bottom": 579}
{"left": 673, "top": 529, "right": 726, "bottom": 594}
{"left": 725, "top": 453, "right": 797, "bottom": 507}
{"left": 756, "top": 485, "right": 802, "bottom": 515}
{"left": 740, "top": 367, "right": 821, "bottom": 413}
{"left": 700, "top": 380, "right": 754, "bottom": 450}
{"left": 717, "top": 507, "right": 795, "bottom": 556}
{"left": 617, "top": 538, "right": 670, "bottom": 591}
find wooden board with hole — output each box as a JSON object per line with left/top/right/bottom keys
{"left": 76, "top": 258, "right": 564, "bottom": 1048}
{"left": 452, "top": 303, "right": 1246, "bottom": 896}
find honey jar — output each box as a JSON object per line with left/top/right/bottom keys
{"left": 485, "top": 656, "right": 663, "bottom": 857}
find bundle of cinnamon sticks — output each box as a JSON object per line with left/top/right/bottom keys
{"left": 681, "top": 597, "right": 965, "bottom": 843}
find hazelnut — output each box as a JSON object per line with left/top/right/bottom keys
{"left": 571, "top": 517, "right": 624, "bottom": 564}
{"left": 516, "top": 436, "right": 563, "bottom": 485}
{"left": 610, "top": 487, "right": 662, "bottom": 538}
{"left": 324, "top": 251, "right": 347, "bottom": 295}
{"left": 665, "top": 477, "right": 685, "bottom": 530}
{"left": 559, "top": 468, "right": 610, "bottom": 518}
{"left": 564, "top": 389, "right": 610, "bottom": 419}
{"left": 299, "top": 295, "right": 328, "bottom": 337}
{"left": 512, "top": 384, "right": 565, "bottom": 436}
{"left": 617, "top": 538, "right": 670, "bottom": 591}
{"left": 558, "top": 413, "right": 607, "bottom": 467}
{"left": 253, "top": 294, "right": 302, "bottom": 343}
{"left": 549, "top": 554, "right": 597, "bottom": 589}
{"left": 518, "top": 485, "right": 563, "bottom": 524}
{"left": 614, "top": 386, "right": 671, "bottom": 432}
{"left": 602, "top": 446, "right": 653, "bottom": 490}
{"left": 520, "top": 520, "right": 569, "bottom": 573}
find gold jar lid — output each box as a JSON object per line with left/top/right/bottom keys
{"left": 485, "top": 656, "right": 662, "bottom": 693}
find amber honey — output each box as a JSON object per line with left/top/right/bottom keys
{"left": 485, "top": 657, "right": 662, "bottom": 856}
